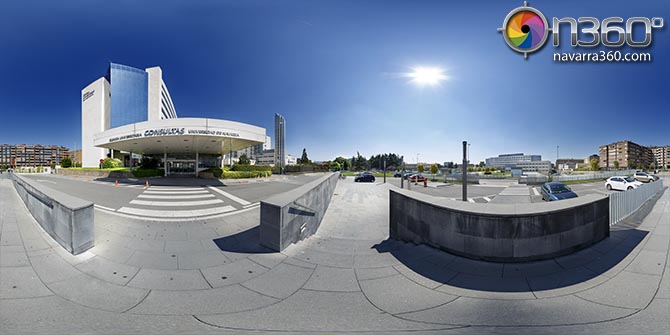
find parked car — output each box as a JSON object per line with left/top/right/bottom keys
{"left": 402, "top": 172, "right": 414, "bottom": 180}
{"left": 393, "top": 172, "right": 403, "bottom": 178}
{"left": 606, "top": 176, "right": 643, "bottom": 191}
{"left": 633, "top": 171, "right": 657, "bottom": 183}
{"left": 540, "top": 182, "right": 578, "bottom": 201}
{"left": 354, "top": 173, "right": 375, "bottom": 182}
{"left": 408, "top": 174, "right": 426, "bottom": 182}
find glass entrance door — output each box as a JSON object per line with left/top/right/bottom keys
{"left": 168, "top": 160, "right": 196, "bottom": 175}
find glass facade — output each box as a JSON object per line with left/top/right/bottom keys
{"left": 107, "top": 63, "right": 148, "bottom": 128}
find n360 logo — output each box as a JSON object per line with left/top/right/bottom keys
{"left": 498, "top": 1, "right": 664, "bottom": 59}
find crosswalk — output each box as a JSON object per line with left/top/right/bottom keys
{"left": 103, "top": 186, "right": 259, "bottom": 219}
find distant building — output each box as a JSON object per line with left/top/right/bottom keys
{"left": 556, "top": 158, "right": 584, "bottom": 170}
{"left": 0, "top": 144, "right": 71, "bottom": 167}
{"left": 514, "top": 160, "right": 552, "bottom": 173}
{"left": 256, "top": 149, "right": 296, "bottom": 167}
{"left": 274, "top": 113, "right": 286, "bottom": 169}
{"left": 485, "top": 153, "right": 542, "bottom": 169}
{"left": 649, "top": 146, "right": 670, "bottom": 169}
{"left": 599, "top": 141, "right": 653, "bottom": 169}
{"left": 232, "top": 136, "right": 271, "bottom": 163}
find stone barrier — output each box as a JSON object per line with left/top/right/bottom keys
{"left": 390, "top": 189, "right": 609, "bottom": 262}
{"left": 260, "top": 173, "right": 338, "bottom": 251}
{"left": 11, "top": 173, "right": 94, "bottom": 255}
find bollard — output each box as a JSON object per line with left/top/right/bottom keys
{"left": 424, "top": 179, "right": 427, "bottom": 188}
{"left": 145, "top": 180, "right": 149, "bottom": 189}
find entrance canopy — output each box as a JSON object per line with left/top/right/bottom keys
{"left": 93, "top": 118, "right": 266, "bottom": 155}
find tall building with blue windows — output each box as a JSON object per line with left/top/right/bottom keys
{"left": 80, "top": 62, "right": 268, "bottom": 175}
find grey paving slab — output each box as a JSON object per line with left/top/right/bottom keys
{"left": 282, "top": 256, "right": 318, "bottom": 269}
{"left": 625, "top": 250, "right": 666, "bottom": 276}
{"left": 247, "top": 252, "right": 286, "bottom": 269}
{"left": 0, "top": 245, "right": 25, "bottom": 255}
{"left": 76, "top": 256, "right": 140, "bottom": 286}
{"left": 355, "top": 266, "right": 399, "bottom": 281}
{"left": 0, "top": 250, "right": 29, "bottom": 267}
{"left": 553, "top": 247, "right": 604, "bottom": 269}
{"left": 241, "top": 263, "right": 313, "bottom": 299}
{"left": 353, "top": 252, "right": 402, "bottom": 268}
{"left": 0, "top": 266, "right": 53, "bottom": 299}
{"left": 642, "top": 234, "right": 670, "bottom": 252}
{"left": 88, "top": 240, "right": 136, "bottom": 263}
{"left": 29, "top": 252, "right": 82, "bottom": 284}
{"left": 47, "top": 273, "right": 149, "bottom": 313}
{"left": 0, "top": 230, "right": 22, "bottom": 246}
{"left": 164, "top": 239, "right": 204, "bottom": 253}
{"left": 289, "top": 247, "right": 355, "bottom": 268}
{"left": 125, "top": 250, "right": 178, "bottom": 270}
{"left": 128, "top": 284, "right": 279, "bottom": 315}
{"left": 442, "top": 273, "right": 534, "bottom": 297}
{"left": 422, "top": 251, "right": 457, "bottom": 267}
{"left": 303, "top": 236, "right": 356, "bottom": 255}
{"left": 177, "top": 249, "right": 230, "bottom": 270}
{"left": 590, "top": 236, "right": 624, "bottom": 254}
{"left": 576, "top": 271, "right": 660, "bottom": 309}
{"left": 303, "top": 265, "right": 360, "bottom": 292}
{"left": 0, "top": 295, "right": 218, "bottom": 334}
{"left": 200, "top": 258, "right": 269, "bottom": 288}
{"left": 394, "top": 260, "right": 458, "bottom": 289}
{"left": 124, "top": 236, "right": 166, "bottom": 252}
{"left": 445, "top": 257, "right": 503, "bottom": 277}
{"left": 195, "top": 289, "right": 442, "bottom": 332}
{"left": 128, "top": 268, "right": 210, "bottom": 290}
{"left": 657, "top": 267, "right": 670, "bottom": 299}
{"left": 359, "top": 274, "right": 458, "bottom": 315}
{"left": 527, "top": 267, "right": 603, "bottom": 298}
{"left": 400, "top": 294, "right": 635, "bottom": 326}
{"left": 502, "top": 259, "right": 564, "bottom": 278}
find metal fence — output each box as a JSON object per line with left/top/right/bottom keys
{"left": 553, "top": 169, "right": 636, "bottom": 182}
{"left": 610, "top": 179, "right": 664, "bottom": 225}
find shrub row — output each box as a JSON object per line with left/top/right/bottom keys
{"left": 222, "top": 171, "right": 271, "bottom": 179}
{"left": 132, "top": 168, "right": 164, "bottom": 178}
{"left": 102, "top": 158, "right": 122, "bottom": 169}
{"left": 232, "top": 164, "right": 272, "bottom": 172}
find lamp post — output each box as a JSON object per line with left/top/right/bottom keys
{"left": 462, "top": 141, "right": 468, "bottom": 202}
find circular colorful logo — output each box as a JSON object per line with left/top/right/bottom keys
{"left": 498, "top": 2, "right": 549, "bottom": 58}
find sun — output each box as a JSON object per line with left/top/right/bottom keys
{"left": 406, "top": 66, "right": 448, "bottom": 87}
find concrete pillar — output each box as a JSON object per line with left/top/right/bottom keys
{"left": 195, "top": 151, "right": 199, "bottom": 176}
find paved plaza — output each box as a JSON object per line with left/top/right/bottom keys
{"left": 1, "top": 175, "right": 668, "bottom": 333}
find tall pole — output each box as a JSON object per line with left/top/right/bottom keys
{"left": 462, "top": 141, "right": 467, "bottom": 202}
{"left": 556, "top": 145, "right": 559, "bottom": 172}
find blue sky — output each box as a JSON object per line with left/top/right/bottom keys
{"left": 1, "top": 0, "right": 668, "bottom": 164}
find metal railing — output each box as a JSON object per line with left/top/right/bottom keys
{"left": 610, "top": 179, "right": 664, "bottom": 225}
{"left": 553, "top": 169, "right": 636, "bottom": 182}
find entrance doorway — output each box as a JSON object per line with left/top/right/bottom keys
{"left": 167, "top": 160, "right": 196, "bottom": 175}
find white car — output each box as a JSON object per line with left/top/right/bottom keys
{"left": 606, "top": 176, "right": 643, "bottom": 191}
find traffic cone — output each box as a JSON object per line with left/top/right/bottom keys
{"left": 145, "top": 180, "right": 149, "bottom": 189}
{"left": 115, "top": 180, "right": 118, "bottom": 187}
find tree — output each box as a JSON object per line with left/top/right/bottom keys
{"left": 352, "top": 152, "right": 367, "bottom": 171}
{"left": 613, "top": 160, "right": 619, "bottom": 170}
{"left": 334, "top": 156, "right": 351, "bottom": 170}
{"left": 299, "top": 148, "right": 310, "bottom": 165}
{"left": 649, "top": 162, "right": 655, "bottom": 172}
{"left": 478, "top": 161, "right": 485, "bottom": 168}
{"left": 430, "top": 163, "right": 438, "bottom": 179}
{"left": 590, "top": 158, "right": 600, "bottom": 172}
{"left": 636, "top": 163, "right": 643, "bottom": 170}
{"left": 329, "top": 161, "right": 341, "bottom": 171}
{"left": 60, "top": 157, "right": 73, "bottom": 168}
{"left": 238, "top": 154, "right": 250, "bottom": 165}
{"left": 417, "top": 163, "right": 425, "bottom": 174}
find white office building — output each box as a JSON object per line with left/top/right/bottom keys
{"left": 485, "top": 153, "right": 542, "bottom": 169}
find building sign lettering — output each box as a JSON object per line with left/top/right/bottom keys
{"left": 82, "top": 90, "right": 95, "bottom": 102}
{"left": 108, "top": 128, "right": 241, "bottom": 143}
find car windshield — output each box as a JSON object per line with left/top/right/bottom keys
{"left": 624, "top": 177, "right": 636, "bottom": 182}
{"left": 550, "top": 184, "right": 571, "bottom": 193}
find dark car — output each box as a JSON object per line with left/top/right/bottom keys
{"left": 393, "top": 172, "right": 403, "bottom": 178}
{"left": 402, "top": 172, "right": 414, "bottom": 180}
{"left": 354, "top": 173, "right": 375, "bottom": 182}
{"left": 540, "top": 182, "right": 578, "bottom": 201}
{"left": 408, "top": 174, "right": 426, "bottom": 182}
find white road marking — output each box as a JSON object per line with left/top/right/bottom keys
{"left": 483, "top": 197, "right": 491, "bottom": 202}
{"left": 94, "top": 204, "right": 116, "bottom": 212}
{"left": 118, "top": 205, "right": 236, "bottom": 217}
{"left": 467, "top": 198, "right": 475, "bottom": 203}
{"left": 243, "top": 202, "right": 260, "bottom": 208}
{"left": 207, "top": 186, "right": 251, "bottom": 206}
{"left": 36, "top": 179, "right": 57, "bottom": 184}
{"left": 143, "top": 187, "right": 205, "bottom": 191}
{"left": 142, "top": 190, "right": 209, "bottom": 195}
{"left": 137, "top": 194, "right": 215, "bottom": 200}
{"left": 129, "top": 199, "right": 223, "bottom": 207}
{"left": 532, "top": 187, "right": 540, "bottom": 196}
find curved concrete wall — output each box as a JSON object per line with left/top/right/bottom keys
{"left": 260, "top": 173, "right": 338, "bottom": 251}
{"left": 11, "top": 174, "right": 94, "bottom": 255}
{"left": 390, "top": 189, "right": 610, "bottom": 262}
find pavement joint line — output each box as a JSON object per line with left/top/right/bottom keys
{"left": 207, "top": 186, "right": 252, "bottom": 206}
{"left": 137, "top": 194, "right": 215, "bottom": 199}
{"left": 572, "top": 292, "right": 640, "bottom": 311}
{"left": 129, "top": 199, "right": 224, "bottom": 207}
{"left": 142, "top": 190, "right": 209, "bottom": 194}
{"left": 198, "top": 268, "right": 214, "bottom": 289}
{"left": 121, "top": 289, "right": 152, "bottom": 314}
{"left": 118, "top": 205, "right": 237, "bottom": 218}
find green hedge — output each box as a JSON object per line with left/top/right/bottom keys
{"left": 222, "top": 171, "right": 271, "bottom": 179}
{"left": 232, "top": 164, "right": 272, "bottom": 172}
{"left": 204, "top": 167, "right": 224, "bottom": 178}
{"left": 132, "top": 168, "right": 164, "bottom": 178}
{"left": 101, "top": 158, "right": 122, "bottom": 169}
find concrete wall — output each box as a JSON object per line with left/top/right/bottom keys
{"left": 56, "top": 168, "right": 133, "bottom": 179}
{"left": 260, "top": 173, "right": 338, "bottom": 251}
{"left": 11, "top": 174, "right": 94, "bottom": 255}
{"left": 390, "top": 189, "right": 610, "bottom": 262}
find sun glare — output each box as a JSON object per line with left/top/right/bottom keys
{"left": 406, "top": 66, "right": 447, "bottom": 87}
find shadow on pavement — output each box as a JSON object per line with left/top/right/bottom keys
{"left": 213, "top": 226, "right": 274, "bottom": 254}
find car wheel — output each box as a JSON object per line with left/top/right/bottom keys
{"left": 627, "top": 186, "right": 633, "bottom": 190}
{"left": 606, "top": 184, "right": 612, "bottom": 190}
